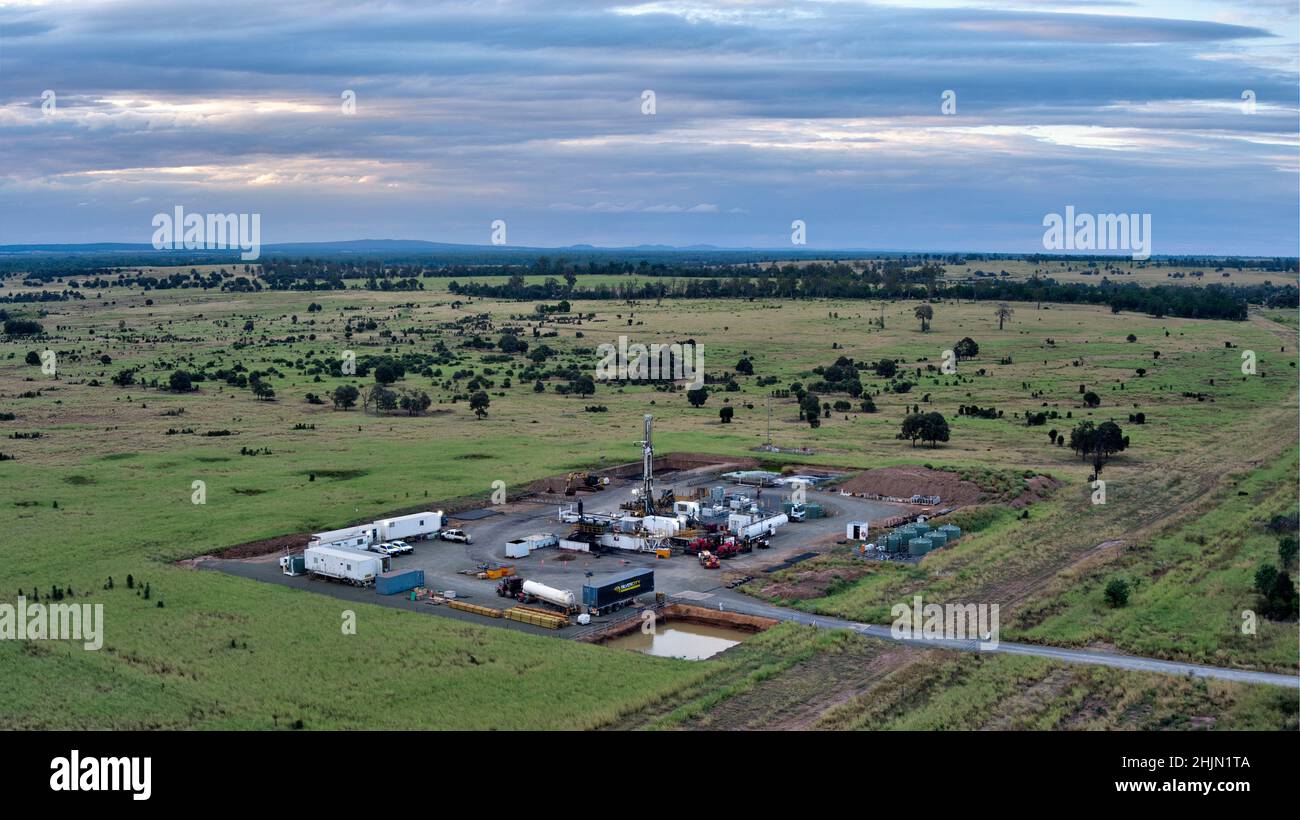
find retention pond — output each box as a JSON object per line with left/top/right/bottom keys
{"left": 586, "top": 603, "right": 777, "bottom": 660}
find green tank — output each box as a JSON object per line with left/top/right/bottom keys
{"left": 908, "top": 537, "right": 932, "bottom": 556}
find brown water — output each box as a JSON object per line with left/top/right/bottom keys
{"left": 605, "top": 622, "right": 749, "bottom": 660}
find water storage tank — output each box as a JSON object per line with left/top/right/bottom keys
{"left": 522, "top": 579, "right": 576, "bottom": 609}
{"left": 940, "top": 524, "right": 962, "bottom": 539}
{"left": 926, "top": 532, "right": 948, "bottom": 549}
{"left": 913, "top": 522, "right": 931, "bottom": 534}
{"left": 909, "top": 537, "right": 931, "bottom": 556}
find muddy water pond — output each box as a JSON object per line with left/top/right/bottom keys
{"left": 605, "top": 622, "right": 750, "bottom": 660}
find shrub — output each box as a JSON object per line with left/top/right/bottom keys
{"left": 1104, "top": 578, "right": 1130, "bottom": 608}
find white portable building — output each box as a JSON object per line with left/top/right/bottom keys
{"left": 375, "top": 511, "right": 443, "bottom": 541}
{"left": 308, "top": 525, "right": 376, "bottom": 551}
{"left": 304, "top": 546, "right": 384, "bottom": 585}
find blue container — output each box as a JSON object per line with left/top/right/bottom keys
{"left": 375, "top": 568, "right": 424, "bottom": 596}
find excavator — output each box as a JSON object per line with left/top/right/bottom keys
{"left": 563, "top": 472, "right": 604, "bottom": 495}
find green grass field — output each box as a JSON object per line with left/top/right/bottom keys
{"left": 1, "top": 280, "right": 1295, "bottom": 728}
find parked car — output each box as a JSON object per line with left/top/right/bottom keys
{"left": 388, "top": 540, "right": 414, "bottom": 555}
{"left": 440, "top": 529, "right": 472, "bottom": 544}
{"left": 370, "top": 542, "right": 400, "bottom": 557}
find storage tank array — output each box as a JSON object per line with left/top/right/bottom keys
{"left": 881, "top": 521, "right": 962, "bottom": 557}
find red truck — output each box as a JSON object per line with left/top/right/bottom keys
{"left": 682, "top": 535, "right": 717, "bottom": 556}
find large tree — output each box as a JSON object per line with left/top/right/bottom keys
{"left": 899, "top": 412, "right": 924, "bottom": 447}
{"left": 331, "top": 384, "right": 359, "bottom": 410}
{"left": 920, "top": 412, "right": 950, "bottom": 448}
{"left": 914, "top": 304, "right": 934, "bottom": 332}
{"left": 470, "top": 390, "right": 490, "bottom": 419}
{"left": 995, "top": 303, "right": 1014, "bottom": 330}
{"left": 953, "top": 337, "right": 979, "bottom": 361}
{"left": 800, "top": 391, "right": 821, "bottom": 429}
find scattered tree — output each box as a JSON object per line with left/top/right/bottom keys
{"left": 331, "top": 384, "right": 359, "bottom": 410}
{"left": 470, "top": 391, "right": 490, "bottom": 419}
{"left": 914, "top": 304, "right": 934, "bottom": 332}
{"left": 995, "top": 303, "right": 1014, "bottom": 330}
{"left": 953, "top": 337, "right": 979, "bottom": 360}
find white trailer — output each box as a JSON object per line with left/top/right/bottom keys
{"left": 308, "top": 524, "right": 376, "bottom": 551}
{"left": 732, "top": 513, "right": 788, "bottom": 541}
{"left": 304, "top": 546, "right": 384, "bottom": 586}
{"left": 375, "top": 510, "right": 443, "bottom": 542}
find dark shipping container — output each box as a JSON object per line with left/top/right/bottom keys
{"left": 582, "top": 568, "right": 654, "bottom": 609}
{"left": 375, "top": 568, "right": 425, "bottom": 596}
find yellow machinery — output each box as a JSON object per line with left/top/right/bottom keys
{"left": 564, "top": 472, "right": 603, "bottom": 495}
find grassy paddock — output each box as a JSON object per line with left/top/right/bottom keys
{"left": 0, "top": 284, "right": 1295, "bottom": 727}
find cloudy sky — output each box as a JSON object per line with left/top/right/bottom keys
{"left": 1, "top": 0, "right": 1296, "bottom": 254}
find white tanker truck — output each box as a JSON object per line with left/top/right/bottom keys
{"left": 497, "top": 577, "right": 579, "bottom": 614}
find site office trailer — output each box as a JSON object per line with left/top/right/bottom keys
{"left": 582, "top": 568, "right": 655, "bottom": 613}
{"left": 376, "top": 511, "right": 443, "bottom": 542}
{"left": 305, "top": 546, "right": 384, "bottom": 585}
{"left": 308, "top": 524, "right": 377, "bottom": 551}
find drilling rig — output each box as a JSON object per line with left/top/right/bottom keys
{"left": 635, "top": 413, "right": 655, "bottom": 516}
